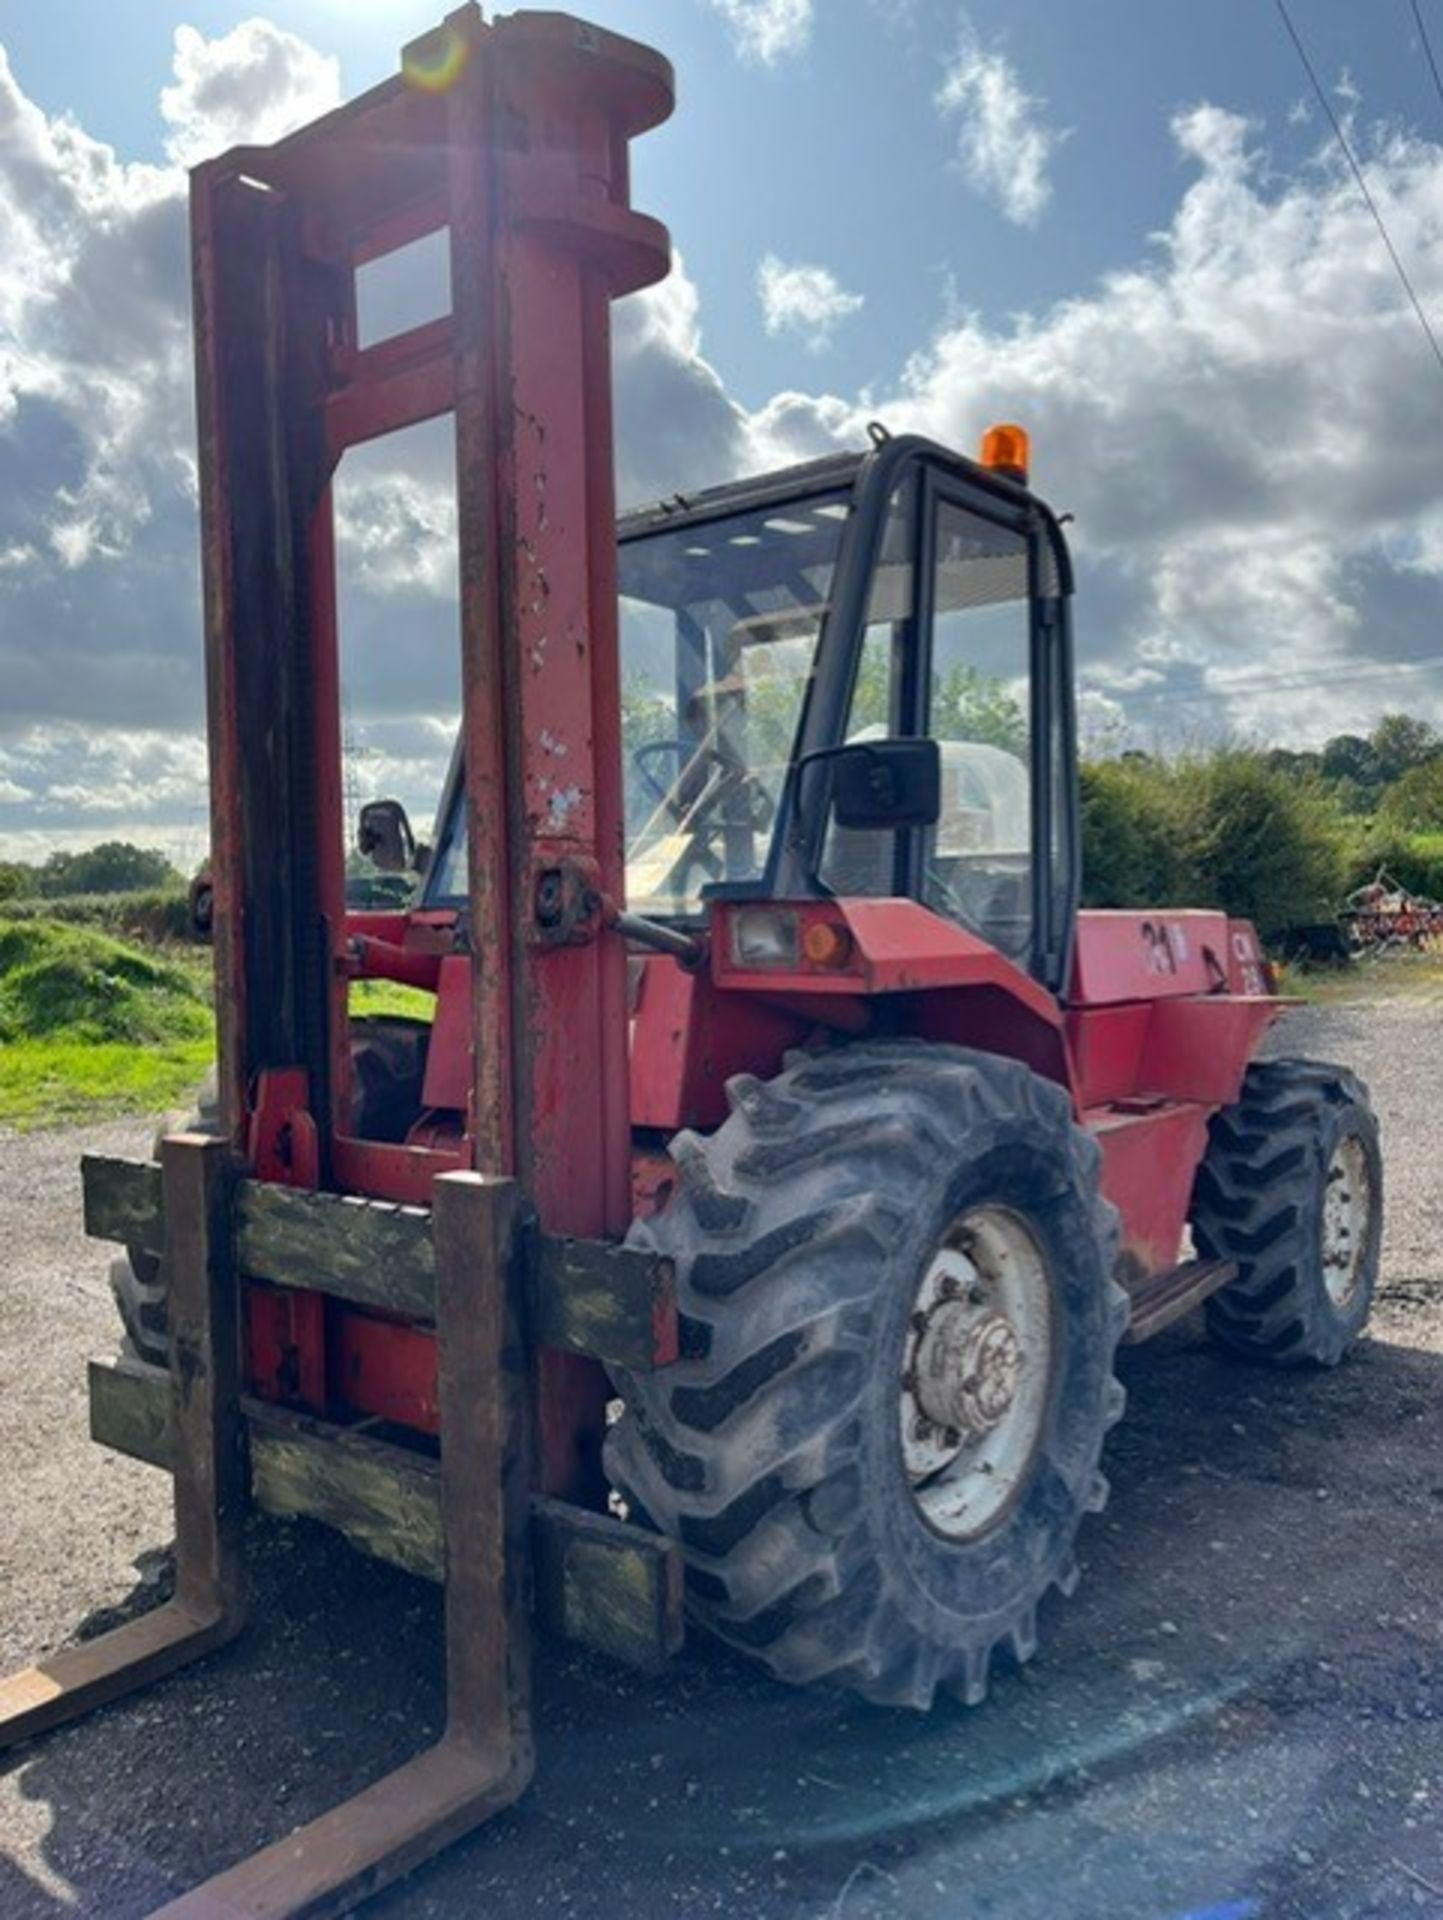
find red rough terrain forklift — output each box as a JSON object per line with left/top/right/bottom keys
{"left": 1, "top": 7, "right": 1382, "bottom": 1915}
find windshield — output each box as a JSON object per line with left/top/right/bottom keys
{"left": 619, "top": 489, "right": 850, "bottom": 915}
{"left": 426, "top": 488, "right": 851, "bottom": 916}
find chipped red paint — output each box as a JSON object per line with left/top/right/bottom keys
{"left": 248, "top": 1070, "right": 319, "bottom": 1189}
{"left": 332, "top": 1308, "right": 442, "bottom": 1434}
{"left": 247, "top": 1284, "right": 328, "bottom": 1412}
{"left": 630, "top": 1147, "right": 678, "bottom": 1222}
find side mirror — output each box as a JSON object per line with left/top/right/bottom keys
{"left": 823, "top": 737, "right": 941, "bottom": 830}
{"left": 357, "top": 798, "right": 417, "bottom": 873}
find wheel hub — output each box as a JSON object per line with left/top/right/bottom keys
{"left": 901, "top": 1207, "right": 1056, "bottom": 1542}
{"left": 913, "top": 1302, "right": 1023, "bottom": 1437}
{"left": 1322, "top": 1132, "right": 1374, "bottom": 1311}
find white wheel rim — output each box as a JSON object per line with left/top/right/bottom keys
{"left": 900, "top": 1205, "right": 1055, "bottom": 1542}
{"left": 1322, "top": 1133, "right": 1373, "bottom": 1312}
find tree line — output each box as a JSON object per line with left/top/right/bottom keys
{"left": 5, "top": 710, "right": 1443, "bottom": 952}
{"left": 1082, "top": 713, "right": 1443, "bottom": 944}
{"left": 0, "top": 843, "right": 183, "bottom": 903}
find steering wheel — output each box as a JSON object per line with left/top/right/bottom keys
{"left": 631, "top": 740, "right": 775, "bottom": 832}
{"left": 633, "top": 739, "right": 689, "bottom": 813}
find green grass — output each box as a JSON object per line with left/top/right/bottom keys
{"left": 0, "top": 921, "right": 211, "bottom": 1045}
{"left": 349, "top": 979, "right": 436, "bottom": 1022}
{"left": 0, "top": 1036, "right": 214, "bottom": 1129}
{"left": 0, "top": 924, "right": 439, "bottom": 1131}
{"left": 1279, "top": 950, "right": 1443, "bottom": 1005}
{"left": 0, "top": 918, "right": 215, "bottom": 1129}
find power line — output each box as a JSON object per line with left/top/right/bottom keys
{"left": 1409, "top": 0, "right": 1443, "bottom": 123}
{"left": 1274, "top": 0, "right": 1443, "bottom": 380}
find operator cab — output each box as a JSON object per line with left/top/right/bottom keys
{"left": 422, "top": 428, "right": 1079, "bottom": 989}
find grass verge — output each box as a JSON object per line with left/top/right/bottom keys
{"left": 1277, "top": 951, "right": 1443, "bottom": 1005}
{"left": 0, "top": 918, "right": 215, "bottom": 1129}
{"left": 0, "top": 1036, "right": 215, "bottom": 1130}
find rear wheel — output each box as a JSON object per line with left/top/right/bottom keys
{"left": 605, "top": 1040, "right": 1127, "bottom": 1710}
{"left": 1191, "top": 1058, "right": 1382, "bottom": 1367}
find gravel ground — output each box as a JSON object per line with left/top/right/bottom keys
{"left": 1, "top": 1000, "right": 1441, "bottom": 1920}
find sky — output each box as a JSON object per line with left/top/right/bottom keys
{"left": 3, "top": 0, "right": 1443, "bottom": 863}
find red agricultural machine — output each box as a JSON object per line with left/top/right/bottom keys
{"left": 1343, "top": 867, "right": 1443, "bottom": 955}
{"left": 1, "top": 8, "right": 1382, "bottom": 1915}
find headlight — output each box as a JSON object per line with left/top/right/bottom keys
{"left": 730, "top": 908, "right": 800, "bottom": 969}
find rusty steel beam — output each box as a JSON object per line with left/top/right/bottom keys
{"left": 0, "top": 1134, "right": 245, "bottom": 1748}
{"left": 150, "top": 1171, "right": 531, "bottom": 1920}
{"left": 1122, "top": 1256, "right": 1239, "bottom": 1345}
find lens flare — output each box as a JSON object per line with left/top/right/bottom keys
{"left": 402, "top": 24, "right": 470, "bottom": 95}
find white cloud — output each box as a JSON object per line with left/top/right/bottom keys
{"left": 705, "top": 0, "right": 812, "bottom": 65}
{"left": 12, "top": 19, "right": 1443, "bottom": 857}
{"left": 612, "top": 251, "right": 750, "bottom": 504}
{"left": 0, "top": 22, "right": 749, "bottom": 854}
{"left": 757, "top": 255, "right": 865, "bottom": 350}
{"left": 161, "top": 19, "right": 340, "bottom": 166}
{"left": 0, "top": 728, "right": 210, "bottom": 855}
{"left": 730, "top": 104, "right": 1443, "bottom": 743}
{"left": 936, "top": 17, "right": 1064, "bottom": 227}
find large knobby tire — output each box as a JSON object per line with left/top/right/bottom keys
{"left": 111, "top": 1018, "right": 432, "bottom": 1365}
{"left": 605, "top": 1040, "right": 1127, "bottom": 1711}
{"left": 1191, "top": 1057, "right": 1382, "bottom": 1367}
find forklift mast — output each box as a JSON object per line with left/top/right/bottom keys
{"left": 192, "top": 3, "right": 672, "bottom": 1243}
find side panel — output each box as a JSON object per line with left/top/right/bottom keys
{"left": 911, "top": 985, "right": 1071, "bottom": 1089}
{"left": 630, "top": 957, "right": 810, "bottom": 1132}
{"left": 1225, "top": 918, "right": 1272, "bottom": 996}
{"left": 1071, "top": 993, "right": 1281, "bottom": 1110}
{"left": 1070, "top": 909, "right": 1233, "bottom": 1006}
{"left": 1089, "top": 1103, "right": 1210, "bottom": 1282}
{"left": 1139, "top": 995, "right": 1280, "bottom": 1107}
{"left": 631, "top": 900, "right": 1081, "bottom": 1133}
{"left": 420, "top": 954, "right": 473, "bottom": 1114}
{"left": 1066, "top": 1003, "right": 1151, "bottom": 1107}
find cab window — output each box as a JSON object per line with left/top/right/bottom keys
{"left": 921, "top": 500, "right": 1033, "bottom": 960}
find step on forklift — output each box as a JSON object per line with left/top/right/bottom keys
{"left": 0, "top": 7, "right": 1382, "bottom": 1915}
